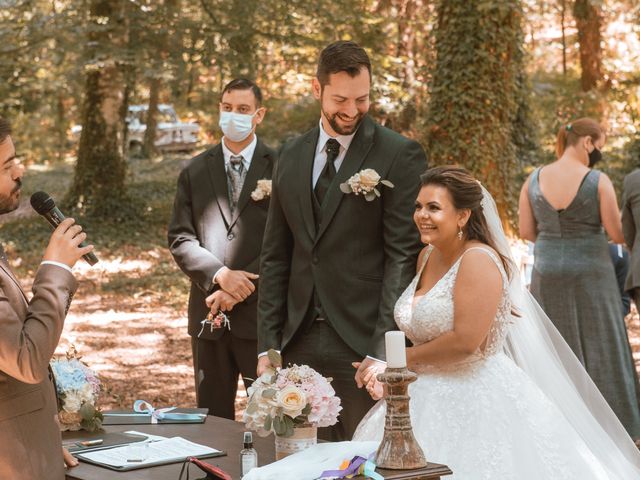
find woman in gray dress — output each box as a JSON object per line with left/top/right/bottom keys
{"left": 518, "top": 117, "right": 640, "bottom": 437}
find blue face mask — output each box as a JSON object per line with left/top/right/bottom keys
{"left": 219, "top": 111, "right": 255, "bottom": 142}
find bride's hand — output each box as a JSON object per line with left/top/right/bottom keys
{"left": 365, "top": 376, "right": 384, "bottom": 400}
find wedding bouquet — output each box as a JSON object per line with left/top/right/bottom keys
{"left": 50, "top": 348, "right": 103, "bottom": 432}
{"left": 243, "top": 350, "right": 342, "bottom": 437}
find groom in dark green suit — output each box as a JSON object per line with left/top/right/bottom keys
{"left": 257, "top": 41, "right": 427, "bottom": 440}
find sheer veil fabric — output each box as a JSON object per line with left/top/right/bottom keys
{"left": 480, "top": 185, "right": 640, "bottom": 476}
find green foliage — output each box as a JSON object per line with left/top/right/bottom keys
{"left": 530, "top": 72, "right": 603, "bottom": 153}
{"left": 259, "top": 97, "right": 319, "bottom": 148}
{"left": 3, "top": 0, "right": 640, "bottom": 229}
{"left": 80, "top": 402, "right": 104, "bottom": 432}
{"left": 423, "top": 0, "right": 539, "bottom": 227}
{"left": 626, "top": 136, "right": 640, "bottom": 170}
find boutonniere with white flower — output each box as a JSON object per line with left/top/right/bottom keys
{"left": 339, "top": 168, "right": 394, "bottom": 201}
{"left": 251, "top": 179, "right": 272, "bottom": 201}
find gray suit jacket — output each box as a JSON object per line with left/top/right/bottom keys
{"left": 168, "top": 139, "right": 276, "bottom": 340}
{"left": 0, "top": 260, "right": 77, "bottom": 480}
{"left": 622, "top": 169, "right": 640, "bottom": 291}
{"left": 258, "top": 116, "right": 427, "bottom": 359}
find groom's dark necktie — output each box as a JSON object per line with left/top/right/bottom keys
{"left": 314, "top": 138, "right": 341, "bottom": 205}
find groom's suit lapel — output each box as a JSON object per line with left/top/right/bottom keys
{"left": 205, "top": 144, "right": 232, "bottom": 227}
{"left": 299, "top": 127, "right": 320, "bottom": 240}
{"left": 314, "top": 116, "right": 375, "bottom": 244}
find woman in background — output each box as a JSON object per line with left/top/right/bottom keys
{"left": 518, "top": 118, "right": 640, "bottom": 437}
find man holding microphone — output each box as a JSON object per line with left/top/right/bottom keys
{"left": 0, "top": 117, "right": 94, "bottom": 479}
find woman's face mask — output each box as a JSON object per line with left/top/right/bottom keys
{"left": 588, "top": 146, "right": 602, "bottom": 168}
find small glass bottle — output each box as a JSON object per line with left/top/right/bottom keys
{"left": 240, "top": 431, "right": 258, "bottom": 477}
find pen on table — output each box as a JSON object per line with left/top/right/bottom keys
{"left": 79, "top": 439, "right": 104, "bottom": 447}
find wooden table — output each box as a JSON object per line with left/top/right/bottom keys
{"left": 63, "top": 416, "right": 452, "bottom": 479}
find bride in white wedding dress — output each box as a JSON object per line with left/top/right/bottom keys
{"left": 353, "top": 166, "right": 640, "bottom": 479}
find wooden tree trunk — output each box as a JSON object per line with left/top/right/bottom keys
{"left": 142, "top": 0, "right": 179, "bottom": 158}
{"left": 397, "top": 0, "right": 418, "bottom": 90}
{"left": 573, "top": 0, "right": 603, "bottom": 91}
{"left": 560, "top": 0, "right": 567, "bottom": 75}
{"left": 67, "top": 0, "right": 128, "bottom": 217}
{"left": 142, "top": 76, "right": 160, "bottom": 158}
{"left": 424, "top": 0, "right": 536, "bottom": 228}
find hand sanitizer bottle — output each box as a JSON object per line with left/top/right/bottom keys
{"left": 240, "top": 431, "right": 258, "bottom": 477}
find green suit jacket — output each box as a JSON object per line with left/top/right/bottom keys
{"left": 258, "top": 115, "right": 427, "bottom": 359}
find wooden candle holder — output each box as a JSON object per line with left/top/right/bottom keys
{"left": 375, "top": 367, "right": 428, "bottom": 470}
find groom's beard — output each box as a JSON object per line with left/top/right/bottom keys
{"left": 321, "top": 107, "right": 365, "bottom": 136}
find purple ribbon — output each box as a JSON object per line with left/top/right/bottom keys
{"left": 319, "top": 452, "right": 383, "bottom": 479}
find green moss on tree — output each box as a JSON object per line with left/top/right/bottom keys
{"left": 423, "top": 0, "right": 539, "bottom": 228}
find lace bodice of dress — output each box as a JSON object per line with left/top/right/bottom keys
{"left": 395, "top": 246, "right": 513, "bottom": 359}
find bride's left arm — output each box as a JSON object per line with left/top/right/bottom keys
{"left": 407, "top": 250, "right": 503, "bottom": 369}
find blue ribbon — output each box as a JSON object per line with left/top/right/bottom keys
{"left": 133, "top": 400, "right": 205, "bottom": 424}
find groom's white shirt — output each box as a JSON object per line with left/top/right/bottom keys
{"left": 311, "top": 119, "right": 356, "bottom": 186}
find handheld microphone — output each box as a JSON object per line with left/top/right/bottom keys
{"left": 30, "top": 191, "right": 99, "bottom": 266}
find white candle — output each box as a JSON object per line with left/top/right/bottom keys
{"left": 385, "top": 331, "right": 407, "bottom": 368}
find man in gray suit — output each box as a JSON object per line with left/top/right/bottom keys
{"left": 257, "top": 41, "right": 427, "bottom": 440}
{"left": 0, "top": 117, "right": 93, "bottom": 479}
{"left": 169, "top": 79, "right": 276, "bottom": 419}
{"left": 622, "top": 169, "right": 640, "bottom": 307}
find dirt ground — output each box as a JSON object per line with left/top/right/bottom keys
{"left": 49, "top": 254, "right": 250, "bottom": 421}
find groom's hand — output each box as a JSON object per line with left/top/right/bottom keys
{"left": 256, "top": 355, "right": 273, "bottom": 377}
{"left": 217, "top": 269, "right": 259, "bottom": 301}
{"left": 353, "top": 357, "right": 386, "bottom": 388}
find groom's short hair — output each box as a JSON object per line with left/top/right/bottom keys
{"left": 316, "top": 41, "right": 372, "bottom": 88}
{"left": 221, "top": 78, "right": 263, "bottom": 107}
{"left": 0, "top": 117, "right": 11, "bottom": 144}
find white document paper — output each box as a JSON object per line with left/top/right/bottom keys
{"left": 77, "top": 436, "right": 220, "bottom": 468}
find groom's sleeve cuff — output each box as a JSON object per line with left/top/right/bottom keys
{"left": 366, "top": 355, "right": 385, "bottom": 364}
{"left": 258, "top": 350, "right": 281, "bottom": 359}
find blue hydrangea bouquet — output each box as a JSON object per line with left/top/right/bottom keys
{"left": 50, "top": 347, "right": 103, "bottom": 432}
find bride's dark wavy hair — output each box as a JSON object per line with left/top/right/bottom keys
{"left": 419, "top": 165, "right": 512, "bottom": 278}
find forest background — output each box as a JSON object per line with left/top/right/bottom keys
{"left": 0, "top": 0, "right": 639, "bottom": 413}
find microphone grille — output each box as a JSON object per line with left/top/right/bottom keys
{"left": 30, "top": 191, "right": 55, "bottom": 215}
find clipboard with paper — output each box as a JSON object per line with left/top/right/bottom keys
{"left": 74, "top": 436, "right": 225, "bottom": 472}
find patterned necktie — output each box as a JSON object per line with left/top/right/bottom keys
{"left": 227, "top": 155, "right": 246, "bottom": 213}
{"left": 314, "top": 138, "right": 341, "bottom": 205}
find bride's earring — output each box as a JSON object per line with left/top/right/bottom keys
{"left": 457, "top": 226, "right": 463, "bottom": 240}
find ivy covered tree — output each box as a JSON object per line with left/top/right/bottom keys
{"left": 423, "top": 0, "right": 538, "bottom": 226}
{"left": 66, "top": 0, "right": 129, "bottom": 217}
{"left": 573, "top": 0, "right": 603, "bottom": 92}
